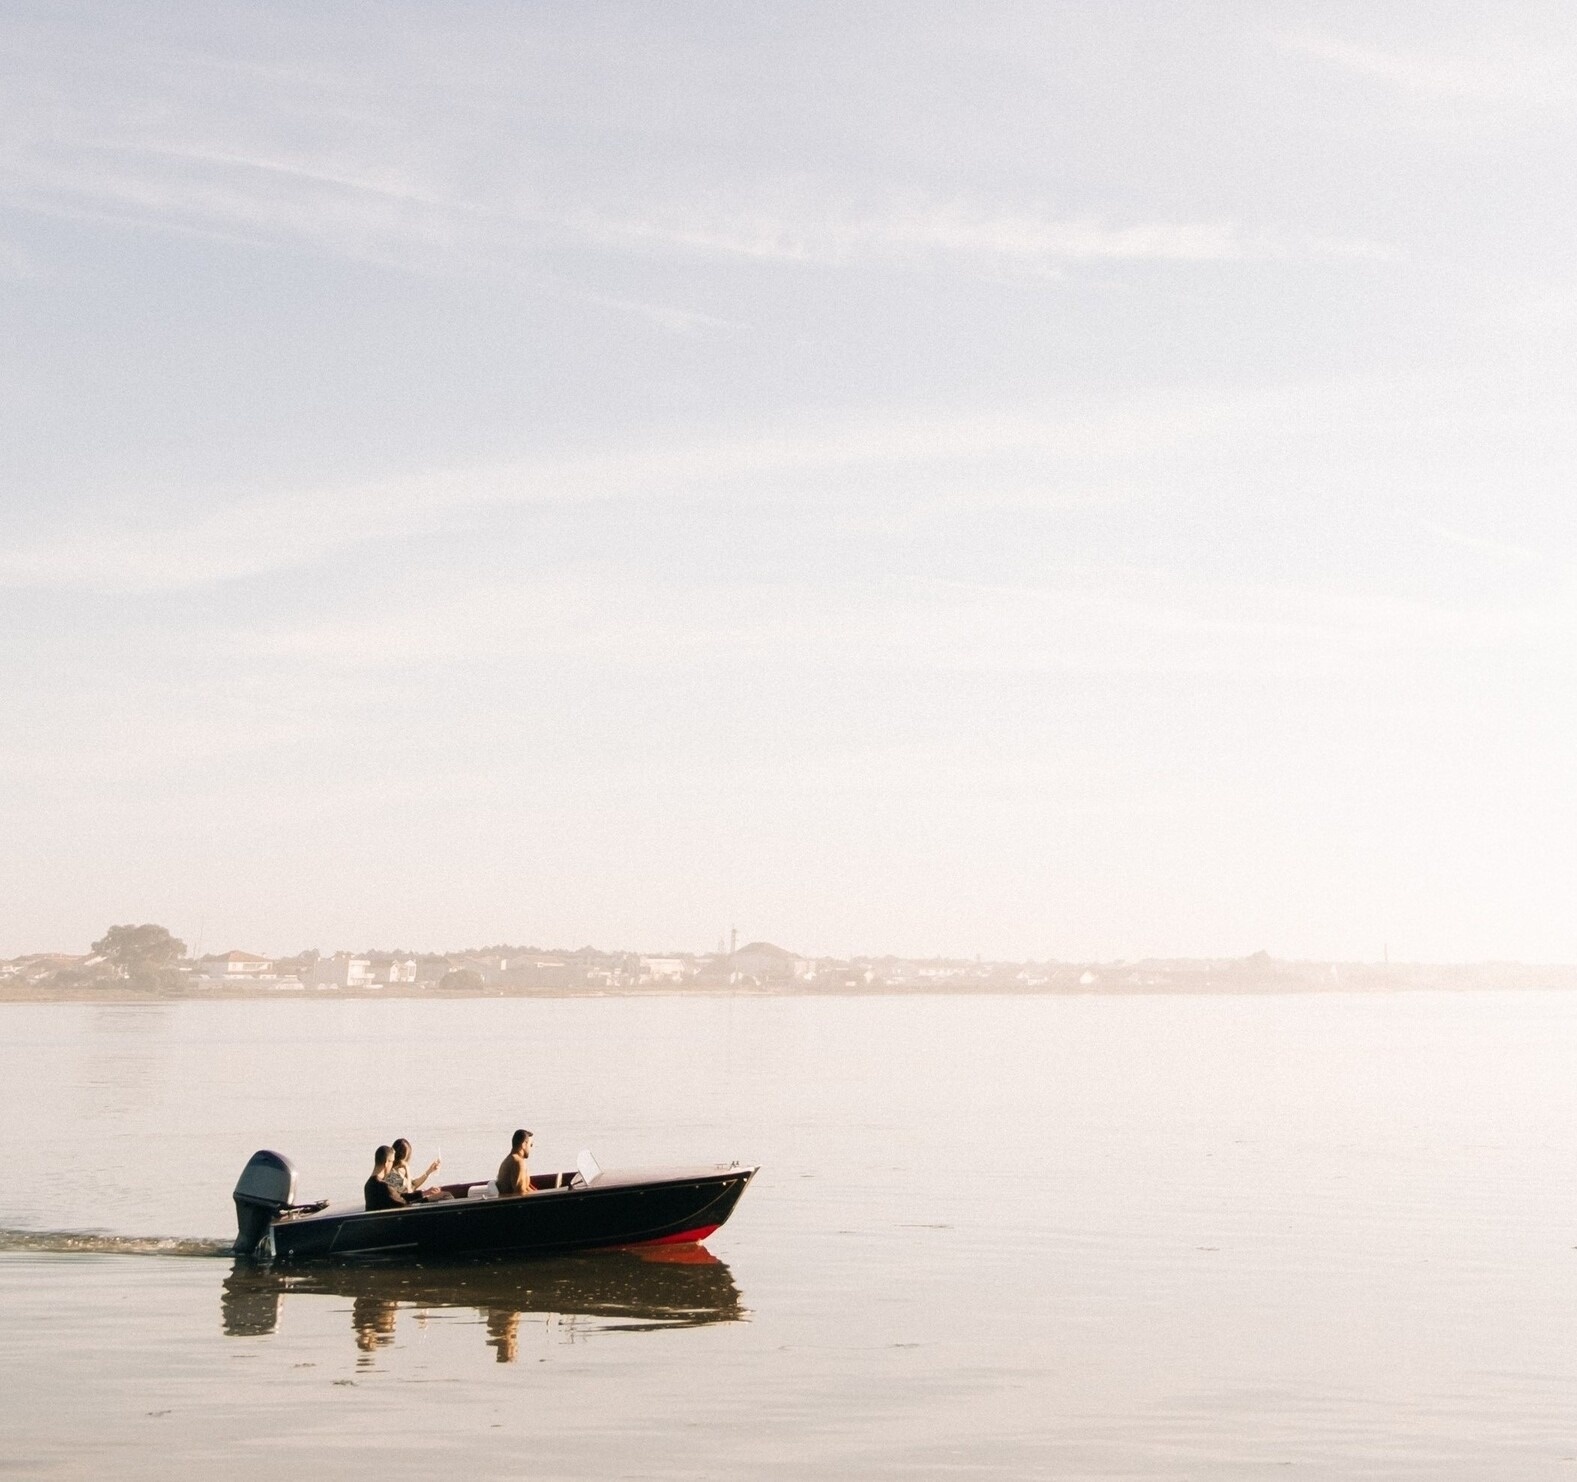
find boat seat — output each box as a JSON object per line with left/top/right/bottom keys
{"left": 468, "top": 1181, "right": 499, "bottom": 1200}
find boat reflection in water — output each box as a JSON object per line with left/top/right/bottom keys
{"left": 221, "top": 1246, "right": 745, "bottom": 1363}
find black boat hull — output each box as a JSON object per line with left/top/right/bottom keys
{"left": 267, "top": 1166, "right": 755, "bottom": 1264}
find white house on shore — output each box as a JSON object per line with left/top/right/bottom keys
{"left": 307, "top": 953, "right": 375, "bottom": 989}
{"left": 193, "top": 950, "right": 276, "bottom": 984}
{"left": 639, "top": 955, "right": 692, "bottom": 984}
{"left": 365, "top": 956, "right": 418, "bottom": 985}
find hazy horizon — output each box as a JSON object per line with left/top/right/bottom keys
{"left": 5, "top": 3, "right": 1576, "bottom": 962}
{"left": 13, "top": 924, "right": 1577, "bottom": 972}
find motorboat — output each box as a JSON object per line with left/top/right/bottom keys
{"left": 232, "top": 1148, "right": 756, "bottom": 1264}
{"left": 221, "top": 1246, "right": 745, "bottom": 1356}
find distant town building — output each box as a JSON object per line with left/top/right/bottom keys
{"left": 815, "top": 959, "right": 874, "bottom": 990}
{"left": 567, "top": 946, "right": 626, "bottom": 987}
{"left": 0, "top": 953, "right": 87, "bottom": 984}
{"left": 730, "top": 941, "right": 810, "bottom": 984}
{"left": 365, "top": 956, "right": 418, "bottom": 986}
{"left": 307, "top": 953, "right": 375, "bottom": 989}
{"left": 639, "top": 956, "right": 691, "bottom": 984}
{"left": 194, "top": 950, "right": 276, "bottom": 983}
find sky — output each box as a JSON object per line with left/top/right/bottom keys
{"left": 3, "top": 1, "right": 1576, "bottom": 963}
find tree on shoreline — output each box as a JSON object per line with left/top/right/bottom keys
{"left": 88, "top": 923, "right": 187, "bottom": 990}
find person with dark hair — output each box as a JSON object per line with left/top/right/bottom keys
{"left": 364, "top": 1146, "right": 407, "bottom": 1211}
{"left": 496, "top": 1129, "right": 533, "bottom": 1196}
{"left": 386, "top": 1137, "right": 442, "bottom": 1199}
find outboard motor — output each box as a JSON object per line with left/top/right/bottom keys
{"left": 233, "top": 1150, "right": 297, "bottom": 1258}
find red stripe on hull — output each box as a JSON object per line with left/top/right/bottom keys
{"left": 632, "top": 1223, "right": 720, "bottom": 1247}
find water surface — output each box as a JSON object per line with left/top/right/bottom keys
{"left": 3, "top": 991, "right": 1576, "bottom": 1478}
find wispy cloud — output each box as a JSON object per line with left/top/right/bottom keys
{"left": 2, "top": 134, "right": 1398, "bottom": 278}
{"left": 1422, "top": 519, "right": 1547, "bottom": 566}
{"left": 1278, "top": 29, "right": 1577, "bottom": 110}
{"left": 187, "top": 558, "right": 1575, "bottom": 696}
{"left": 565, "top": 199, "right": 1397, "bottom": 271}
{"left": 572, "top": 288, "right": 742, "bottom": 335}
{"left": 1281, "top": 32, "right": 1503, "bottom": 100}
{"left": 0, "top": 395, "right": 1254, "bottom": 593}
{"left": 109, "top": 140, "right": 448, "bottom": 211}
{"left": 0, "top": 140, "right": 472, "bottom": 275}
{"left": 0, "top": 32, "right": 1397, "bottom": 281}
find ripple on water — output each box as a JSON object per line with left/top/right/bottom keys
{"left": 0, "top": 1227, "right": 232, "bottom": 1258}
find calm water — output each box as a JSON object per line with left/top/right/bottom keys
{"left": 2, "top": 991, "right": 1576, "bottom": 1479}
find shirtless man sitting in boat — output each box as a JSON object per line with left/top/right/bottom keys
{"left": 496, "top": 1129, "right": 533, "bottom": 1196}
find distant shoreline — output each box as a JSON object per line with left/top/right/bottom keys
{"left": 5, "top": 977, "right": 1576, "bottom": 1006}
{"left": 16, "top": 934, "right": 1574, "bottom": 1002}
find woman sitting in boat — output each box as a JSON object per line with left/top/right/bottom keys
{"left": 386, "top": 1138, "right": 449, "bottom": 1201}
{"left": 496, "top": 1129, "right": 533, "bottom": 1196}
